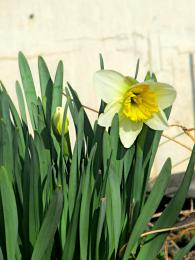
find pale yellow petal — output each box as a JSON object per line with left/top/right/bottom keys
{"left": 145, "top": 109, "right": 168, "bottom": 130}
{"left": 98, "top": 101, "right": 121, "bottom": 128}
{"left": 94, "top": 70, "right": 129, "bottom": 103}
{"left": 119, "top": 116, "right": 143, "bottom": 148}
{"left": 149, "top": 82, "right": 176, "bottom": 109}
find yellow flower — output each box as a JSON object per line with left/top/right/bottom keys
{"left": 94, "top": 70, "right": 176, "bottom": 148}
{"left": 52, "top": 106, "right": 69, "bottom": 137}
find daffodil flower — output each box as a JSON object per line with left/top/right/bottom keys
{"left": 94, "top": 70, "right": 176, "bottom": 148}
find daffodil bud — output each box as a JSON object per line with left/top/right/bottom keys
{"left": 52, "top": 106, "right": 69, "bottom": 137}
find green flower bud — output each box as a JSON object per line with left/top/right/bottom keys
{"left": 52, "top": 106, "right": 69, "bottom": 137}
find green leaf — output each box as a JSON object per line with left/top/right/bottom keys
{"left": 18, "top": 52, "right": 37, "bottom": 129}
{"left": 16, "top": 81, "right": 28, "bottom": 126}
{"left": 134, "top": 58, "right": 140, "bottom": 79}
{"left": 152, "top": 72, "right": 157, "bottom": 82}
{"left": 0, "top": 166, "right": 18, "bottom": 260}
{"left": 79, "top": 145, "right": 97, "bottom": 260}
{"left": 64, "top": 87, "right": 78, "bottom": 128}
{"left": 22, "top": 140, "right": 31, "bottom": 258}
{"left": 123, "top": 158, "right": 172, "bottom": 259}
{"left": 92, "top": 121, "right": 104, "bottom": 175}
{"left": 0, "top": 91, "right": 13, "bottom": 143}
{"left": 0, "top": 118, "right": 13, "bottom": 181}
{"left": 110, "top": 114, "right": 119, "bottom": 159}
{"left": 62, "top": 178, "right": 82, "bottom": 260}
{"left": 28, "top": 137, "right": 42, "bottom": 247}
{"left": 136, "top": 145, "right": 195, "bottom": 260}
{"left": 13, "top": 128, "right": 23, "bottom": 205}
{"left": 38, "top": 56, "right": 53, "bottom": 124}
{"left": 60, "top": 184, "right": 69, "bottom": 249}
{"left": 106, "top": 162, "right": 122, "bottom": 257}
{"left": 95, "top": 197, "right": 107, "bottom": 260}
{"left": 31, "top": 190, "right": 63, "bottom": 260}
{"left": 68, "top": 142, "right": 78, "bottom": 219}
{"left": 34, "top": 131, "right": 50, "bottom": 185}
{"left": 77, "top": 108, "right": 85, "bottom": 165}
{"left": 99, "top": 53, "right": 104, "bottom": 70}
{"left": 68, "top": 83, "right": 94, "bottom": 151}
{"left": 41, "top": 162, "right": 54, "bottom": 212}
{"left": 0, "top": 247, "right": 3, "bottom": 260}
{"left": 102, "top": 131, "right": 112, "bottom": 176}
{"left": 131, "top": 138, "right": 144, "bottom": 225}
{"left": 6, "top": 90, "right": 26, "bottom": 158}
{"left": 36, "top": 98, "right": 50, "bottom": 149}
{"left": 15, "top": 243, "right": 22, "bottom": 260}
{"left": 68, "top": 109, "right": 84, "bottom": 218}
{"left": 51, "top": 61, "right": 63, "bottom": 116}
{"left": 102, "top": 129, "right": 118, "bottom": 258}
{"left": 37, "top": 98, "right": 46, "bottom": 132}
{"left": 123, "top": 145, "right": 135, "bottom": 182}
{"left": 173, "top": 236, "right": 195, "bottom": 260}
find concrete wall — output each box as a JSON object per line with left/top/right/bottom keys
{"left": 0, "top": 0, "right": 194, "bottom": 175}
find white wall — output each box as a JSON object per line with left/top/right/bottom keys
{"left": 0, "top": 0, "right": 194, "bottom": 175}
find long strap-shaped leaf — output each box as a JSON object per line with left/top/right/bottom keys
{"left": 16, "top": 81, "right": 28, "bottom": 126}
{"left": 51, "top": 61, "right": 63, "bottom": 116}
{"left": 0, "top": 117, "right": 13, "bottom": 182}
{"left": 38, "top": 56, "right": 53, "bottom": 125}
{"left": 18, "top": 52, "right": 38, "bottom": 129}
{"left": 31, "top": 190, "right": 63, "bottom": 260}
{"left": 0, "top": 247, "right": 3, "bottom": 260}
{"left": 106, "top": 162, "right": 122, "bottom": 258}
{"left": 28, "top": 137, "right": 42, "bottom": 247}
{"left": 136, "top": 145, "right": 195, "bottom": 260}
{"left": 62, "top": 176, "right": 82, "bottom": 260}
{"left": 123, "top": 158, "right": 172, "bottom": 260}
{"left": 95, "top": 198, "right": 107, "bottom": 260}
{"left": 79, "top": 145, "right": 97, "bottom": 260}
{"left": 173, "top": 235, "right": 195, "bottom": 259}
{"left": 0, "top": 166, "right": 18, "bottom": 260}
{"left": 5, "top": 87, "right": 26, "bottom": 158}
{"left": 68, "top": 83, "right": 94, "bottom": 151}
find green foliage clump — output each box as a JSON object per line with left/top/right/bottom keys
{"left": 0, "top": 53, "right": 194, "bottom": 260}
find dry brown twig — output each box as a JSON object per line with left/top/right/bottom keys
{"left": 152, "top": 209, "right": 195, "bottom": 219}
{"left": 169, "top": 227, "right": 195, "bottom": 242}
{"left": 169, "top": 124, "right": 195, "bottom": 143}
{"left": 161, "top": 134, "right": 192, "bottom": 151}
{"left": 164, "top": 239, "right": 169, "bottom": 260}
{"left": 141, "top": 221, "right": 195, "bottom": 238}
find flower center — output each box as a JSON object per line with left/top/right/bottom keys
{"left": 122, "top": 84, "right": 158, "bottom": 122}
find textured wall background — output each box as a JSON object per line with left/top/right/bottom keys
{"left": 0, "top": 0, "right": 194, "bottom": 175}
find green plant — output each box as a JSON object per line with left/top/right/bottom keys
{"left": 0, "top": 53, "right": 194, "bottom": 260}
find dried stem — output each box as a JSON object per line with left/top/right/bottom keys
{"left": 165, "top": 239, "right": 169, "bottom": 260}
{"left": 152, "top": 209, "right": 195, "bottom": 219}
{"left": 161, "top": 134, "right": 192, "bottom": 151}
{"left": 141, "top": 221, "right": 195, "bottom": 237}
{"left": 169, "top": 124, "right": 195, "bottom": 142}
